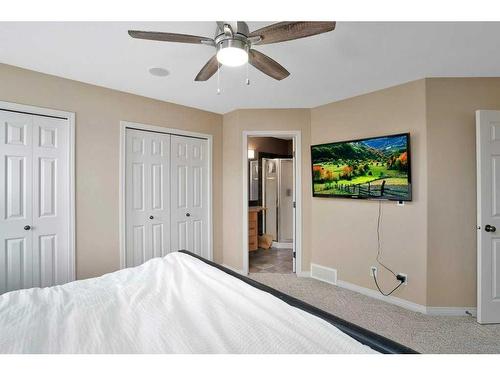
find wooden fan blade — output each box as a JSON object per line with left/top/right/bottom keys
{"left": 128, "top": 30, "right": 214, "bottom": 45}
{"left": 195, "top": 55, "right": 219, "bottom": 81}
{"left": 249, "top": 22, "right": 336, "bottom": 45}
{"left": 249, "top": 49, "right": 290, "bottom": 80}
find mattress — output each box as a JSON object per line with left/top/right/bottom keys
{"left": 0, "top": 252, "right": 384, "bottom": 353}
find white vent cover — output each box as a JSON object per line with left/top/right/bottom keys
{"left": 311, "top": 263, "right": 337, "bottom": 285}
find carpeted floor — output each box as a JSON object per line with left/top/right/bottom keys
{"left": 249, "top": 273, "right": 500, "bottom": 354}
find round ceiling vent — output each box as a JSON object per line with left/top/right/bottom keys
{"left": 148, "top": 67, "right": 169, "bottom": 77}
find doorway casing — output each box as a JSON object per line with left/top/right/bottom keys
{"left": 242, "top": 130, "right": 303, "bottom": 275}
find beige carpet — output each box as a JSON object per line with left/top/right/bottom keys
{"left": 249, "top": 273, "right": 500, "bottom": 354}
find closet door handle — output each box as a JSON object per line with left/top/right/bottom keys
{"left": 485, "top": 224, "right": 496, "bottom": 233}
{"left": 149, "top": 215, "right": 154, "bottom": 220}
{"left": 24, "top": 225, "right": 31, "bottom": 231}
{"left": 186, "top": 213, "right": 191, "bottom": 217}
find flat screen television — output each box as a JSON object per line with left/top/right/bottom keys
{"left": 311, "top": 133, "right": 411, "bottom": 201}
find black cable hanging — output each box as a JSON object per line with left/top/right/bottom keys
{"left": 372, "top": 200, "right": 404, "bottom": 296}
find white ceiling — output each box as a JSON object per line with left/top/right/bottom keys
{"left": 1, "top": 22, "right": 500, "bottom": 114}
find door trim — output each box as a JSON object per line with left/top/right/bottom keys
{"left": 0, "top": 100, "right": 76, "bottom": 282}
{"left": 242, "top": 130, "right": 302, "bottom": 275}
{"left": 119, "top": 121, "right": 213, "bottom": 268}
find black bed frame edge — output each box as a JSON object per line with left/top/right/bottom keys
{"left": 179, "top": 250, "right": 418, "bottom": 354}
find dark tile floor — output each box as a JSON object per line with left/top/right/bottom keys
{"left": 249, "top": 247, "right": 293, "bottom": 274}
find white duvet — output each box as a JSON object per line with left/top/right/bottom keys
{"left": 0, "top": 252, "right": 375, "bottom": 354}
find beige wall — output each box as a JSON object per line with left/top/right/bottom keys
{"left": 310, "top": 80, "right": 429, "bottom": 305}
{"left": 426, "top": 78, "right": 500, "bottom": 306}
{"left": 3, "top": 61, "right": 499, "bottom": 308}
{"left": 222, "top": 109, "right": 311, "bottom": 271}
{"left": 0, "top": 63, "right": 223, "bottom": 280}
{"left": 310, "top": 78, "right": 500, "bottom": 307}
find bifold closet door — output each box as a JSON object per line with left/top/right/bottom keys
{"left": 125, "top": 129, "right": 171, "bottom": 267}
{"left": 170, "top": 135, "right": 209, "bottom": 258}
{"left": 0, "top": 110, "right": 70, "bottom": 294}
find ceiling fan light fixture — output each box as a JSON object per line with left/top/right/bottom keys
{"left": 129, "top": 21, "right": 337, "bottom": 82}
{"left": 216, "top": 39, "right": 249, "bottom": 67}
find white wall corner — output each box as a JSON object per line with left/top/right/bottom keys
{"left": 310, "top": 263, "right": 338, "bottom": 285}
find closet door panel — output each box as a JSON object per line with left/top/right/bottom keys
{"left": 170, "top": 135, "right": 208, "bottom": 258}
{"left": 171, "top": 139, "right": 192, "bottom": 252}
{"left": 32, "top": 116, "right": 70, "bottom": 285}
{"left": 151, "top": 223, "right": 165, "bottom": 258}
{"left": 125, "top": 129, "right": 170, "bottom": 267}
{"left": 0, "top": 111, "right": 34, "bottom": 293}
{"left": 147, "top": 133, "right": 170, "bottom": 260}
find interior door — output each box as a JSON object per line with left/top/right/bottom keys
{"left": 170, "top": 135, "right": 209, "bottom": 258}
{"left": 476, "top": 110, "right": 500, "bottom": 323}
{"left": 0, "top": 109, "right": 71, "bottom": 294}
{"left": 125, "top": 129, "right": 171, "bottom": 267}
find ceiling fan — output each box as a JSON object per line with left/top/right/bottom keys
{"left": 128, "top": 21, "right": 336, "bottom": 82}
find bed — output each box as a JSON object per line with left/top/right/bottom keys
{"left": 0, "top": 250, "right": 417, "bottom": 354}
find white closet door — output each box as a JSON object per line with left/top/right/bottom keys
{"left": 32, "top": 116, "right": 70, "bottom": 287}
{"left": 0, "top": 111, "right": 34, "bottom": 293}
{"left": 0, "top": 110, "right": 71, "bottom": 294}
{"left": 125, "top": 129, "right": 171, "bottom": 267}
{"left": 170, "top": 135, "right": 209, "bottom": 258}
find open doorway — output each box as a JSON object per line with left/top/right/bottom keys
{"left": 242, "top": 131, "right": 302, "bottom": 275}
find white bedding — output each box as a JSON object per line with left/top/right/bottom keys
{"left": 0, "top": 252, "right": 375, "bottom": 354}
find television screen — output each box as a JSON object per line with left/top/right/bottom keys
{"left": 311, "top": 133, "right": 411, "bottom": 201}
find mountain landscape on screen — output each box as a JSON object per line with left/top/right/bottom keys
{"left": 311, "top": 134, "right": 411, "bottom": 201}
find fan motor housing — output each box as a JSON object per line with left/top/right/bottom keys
{"left": 216, "top": 37, "right": 249, "bottom": 55}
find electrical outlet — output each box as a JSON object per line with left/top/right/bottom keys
{"left": 397, "top": 273, "right": 408, "bottom": 285}
{"left": 370, "top": 266, "right": 377, "bottom": 278}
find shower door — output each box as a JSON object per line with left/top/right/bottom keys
{"left": 262, "top": 158, "right": 278, "bottom": 240}
{"left": 278, "top": 159, "right": 293, "bottom": 243}
{"left": 262, "top": 158, "right": 293, "bottom": 244}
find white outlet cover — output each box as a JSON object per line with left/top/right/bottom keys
{"left": 398, "top": 273, "right": 408, "bottom": 285}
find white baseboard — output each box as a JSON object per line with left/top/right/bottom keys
{"left": 310, "top": 263, "right": 337, "bottom": 285}
{"left": 222, "top": 264, "right": 246, "bottom": 276}
{"left": 272, "top": 241, "right": 293, "bottom": 249}
{"left": 336, "top": 279, "right": 476, "bottom": 316}
{"left": 425, "top": 307, "right": 477, "bottom": 317}
{"left": 305, "top": 264, "right": 475, "bottom": 317}
{"left": 336, "top": 279, "right": 427, "bottom": 314}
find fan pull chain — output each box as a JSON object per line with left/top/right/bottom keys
{"left": 245, "top": 61, "right": 250, "bottom": 86}
{"left": 217, "top": 61, "right": 221, "bottom": 95}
